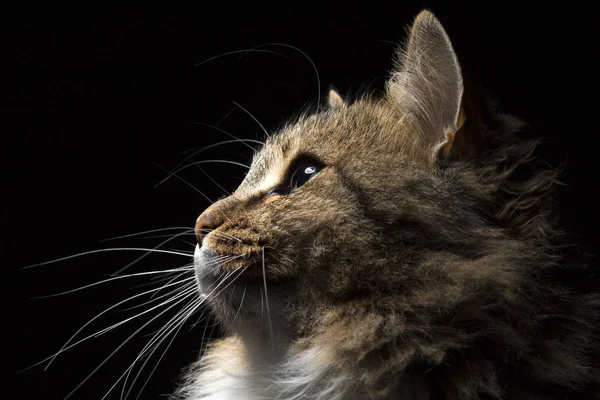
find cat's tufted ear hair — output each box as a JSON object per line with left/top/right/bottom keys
{"left": 327, "top": 87, "right": 347, "bottom": 110}
{"left": 386, "top": 10, "right": 465, "bottom": 159}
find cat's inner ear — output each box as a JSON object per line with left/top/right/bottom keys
{"left": 327, "top": 88, "right": 346, "bottom": 110}
{"left": 386, "top": 10, "right": 465, "bottom": 159}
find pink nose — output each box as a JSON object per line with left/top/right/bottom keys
{"left": 194, "top": 198, "right": 231, "bottom": 245}
{"left": 194, "top": 213, "right": 218, "bottom": 244}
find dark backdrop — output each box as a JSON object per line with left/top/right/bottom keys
{"left": 11, "top": 4, "right": 599, "bottom": 400}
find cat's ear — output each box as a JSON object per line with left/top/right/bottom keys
{"left": 327, "top": 88, "right": 347, "bottom": 110}
{"left": 386, "top": 10, "right": 465, "bottom": 159}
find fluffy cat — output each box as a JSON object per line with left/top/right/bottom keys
{"left": 176, "top": 10, "right": 599, "bottom": 400}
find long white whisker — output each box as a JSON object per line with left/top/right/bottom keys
{"left": 119, "top": 259, "right": 246, "bottom": 399}
{"left": 121, "top": 274, "right": 197, "bottom": 312}
{"left": 199, "top": 229, "right": 243, "bottom": 243}
{"left": 110, "top": 231, "right": 195, "bottom": 277}
{"left": 20, "top": 278, "right": 196, "bottom": 372}
{"left": 32, "top": 266, "right": 194, "bottom": 299}
{"left": 122, "top": 233, "right": 195, "bottom": 240}
{"left": 167, "top": 131, "right": 261, "bottom": 191}
{"left": 195, "top": 48, "right": 298, "bottom": 67}
{"left": 195, "top": 166, "right": 234, "bottom": 196}
{"left": 119, "top": 297, "right": 202, "bottom": 400}
{"left": 60, "top": 287, "right": 197, "bottom": 400}
{"left": 128, "top": 267, "right": 193, "bottom": 291}
{"left": 188, "top": 304, "right": 212, "bottom": 331}
{"left": 213, "top": 108, "right": 236, "bottom": 127}
{"left": 194, "top": 166, "right": 255, "bottom": 222}
{"left": 259, "top": 285, "right": 264, "bottom": 323}
{"left": 133, "top": 323, "right": 184, "bottom": 400}
{"left": 231, "top": 282, "right": 247, "bottom": 326}
{"left": 99, "top": 227, "right": 194, "bottom": 242}
{"left": 139, "top": 254, "right": 239, "bottom": 302}
{"left": 152, "top": 164, "right": 235, "bottom": 225}
{"left": 177, "top": 134, "right": 263, "bottom": 162}
{"left": 261, "top": 246, "right": 274, "bottom": 349}
{"left": 209, "top": 264, "right": 250, "bottom": 300}
{"left": 232, "top": 101, "right": 271, "bottom": 139}
{"left": 243, "top": 43, "right": 321, "bottom": 115}
{"left": 175, "top": 108, "right": 241, "bottom": 159}
{"left": 132, "top": 312, "right": 191, "bottom": 400}
{"left": 20, "top": 248, "right": 192, "bottom": 270}
{"left": 94, "top": 284, "right": 198, "bottom": 337}
{"left": 154, "top": 159, "right": 249, "bottom": 189}
{"left": 94, "top": 283, "right": 197, "bottom": 335}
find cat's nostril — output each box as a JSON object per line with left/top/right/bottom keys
{"left": 195, "top": 213, "right": 218, "bottom": 245}
{"left": 194, "top": 197, "right": 233, "bottom": 245}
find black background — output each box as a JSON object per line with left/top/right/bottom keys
{"left": 11, "top": 3, "right": 599, "bottom": 400}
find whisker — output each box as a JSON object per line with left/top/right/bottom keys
{"left": 177, "top": 133, "right": 263, "bottom": 160}
{"left": 169, "top": 132, "right": 261, "bottom": 190}
{"left": 152, "top": 164, "right": 235, "bottom": 226}
{"left": 153, "top": 159, "right": 249, "bottom": 189}
{"left": 20, "top": 248, "right": 192, "bottom": 270}
{"left": 122, "top": 233, "right": 195, "bottom": 240}
{"left": 110, "top": 231, "right": 197, "bottom": 277}
{"left": 231, "top": 282, "right": 247, "bottom": 326}
{"left": 132, "top": 309, "right": 195, "bottom": 400}
{"left": 119, "top": 297, "right": 202, "bottom": 400}
{"left": 199, "top": 309, "right": 217, "bottom": 345}
{"left": 193, "top": 166, "right": 256, "bottom": 222}
{"left": 120, "top": 254, "right": 244, "bottom": 315}
{"left": 99, "top": 227, "right": 194, "bottom": 242}
{"left": 32, "top": 266, "right": 194, "bottom": 299}
{"left": 141, "top": 254, "right": 238, "bottom": 300}
{"left": 188, "top": 305, "right": 212, "bottom": 331}
{"left": 128, "top": 267, "right": 193, "bottom": 291}
{"left": 261, "top": 246, "right": 275, "bottom": 348}
{"left": 195, "top": 48, "right": 298, "bottom": 68}
{"left": 95, "top": 284, "right": 198, "bottom": 337}
{"left": 84, "top": 284, "right": 198, "bottom": 351}
{"left": 242, "top": 43, "right": 321, "bottom": 115}
{"left": 195, "top": 166, "right": 234, "bottom": 197}
{"left": 133, "top": 322, "right": 184, "bottom": 400}
{"left": 122, "top": 274, "right": 197, "bottom": 312}
{"left": 182, "top": 263, "right": 250, "bottom": 350}
{"left": 198, "top": 228, "right": 243, "bottom": 243}
{"left": 232, "top": 101, "right": 271, "bottom": 139}
{"left": 20, "top": 278, "right": 196, "bottom": 373}
{"left": 209, "top": 264, "right": 250, "bottom": 300}
{"left": 259, "top": 285, "right": 264, "bottom": 323}
{"left": 60, "top": 286, "right": 198, "bottom": 400}
{"left": 214, "top": 108, "right": 236, "bottom": 127}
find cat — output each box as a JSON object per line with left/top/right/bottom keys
{"left": 174, "top": 9, "right": 599, "bottom": 400}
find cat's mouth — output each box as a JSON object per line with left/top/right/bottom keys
{"left": 193, "top": 244, "right": 276, "bottom": 294}
{"left": 193, "top": 244, "right": 289, "bottom": 322}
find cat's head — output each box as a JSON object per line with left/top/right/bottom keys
{"left": 192, "top": 10, "right": 554, "bottom": 346}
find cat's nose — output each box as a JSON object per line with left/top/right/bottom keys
{"left": 194, "top": 199, "right": 229, "bottom": 245}
{"left": 195, "top": 213, "right": 217, "bottom": 245}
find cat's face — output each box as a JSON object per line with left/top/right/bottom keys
{"left": 193, "top": 11, "right": 470, "bottom": 337}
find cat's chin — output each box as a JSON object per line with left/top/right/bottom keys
{"left": 193, "top": 244, "right": 283, "bottom": 308}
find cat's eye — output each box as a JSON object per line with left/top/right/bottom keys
{"left": 264, "top": 156, "right": 323, "bottom": 198}
{"left": 289, "top": 162, "right": 321, "bottom": 191}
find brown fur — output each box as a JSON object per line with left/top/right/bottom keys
{"left": 178, "top": 10, "right": 599, "bottom": 400}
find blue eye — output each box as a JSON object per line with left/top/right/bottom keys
{"left": 290, "top": 163, "right": 321, "bottom": 190}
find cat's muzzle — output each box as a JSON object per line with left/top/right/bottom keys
{"left": 193, "top": 244, "right": 222, "bottom": 292}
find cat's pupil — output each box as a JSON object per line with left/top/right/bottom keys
{"left": 290, "top": 163, "right": 320, "bottom": 190}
